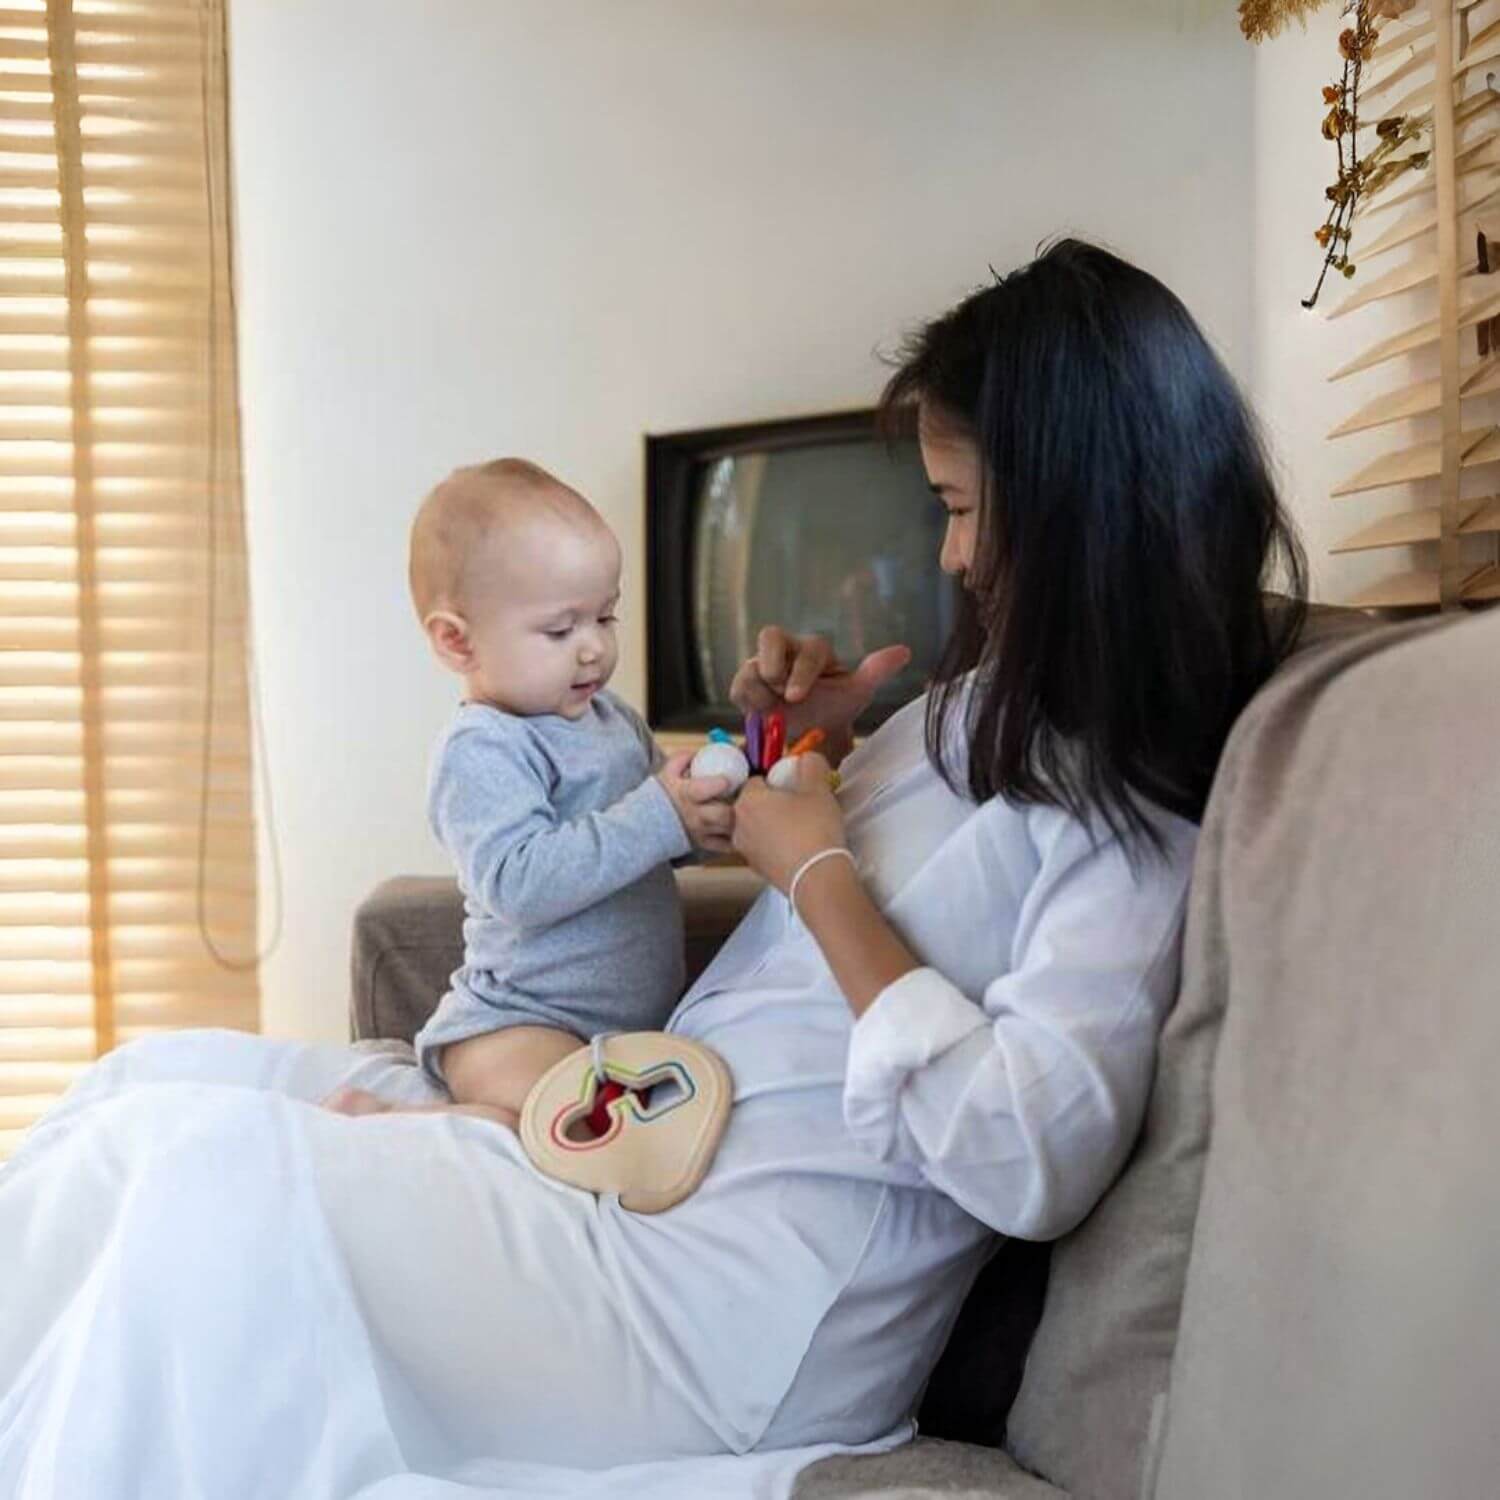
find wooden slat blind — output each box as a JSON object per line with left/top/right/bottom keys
{"left": 0, "top": 0, "right": 258, "bottom": 1158}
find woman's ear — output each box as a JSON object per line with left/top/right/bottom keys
{"left": 424, "top": 611, "right": 474, "bottom": 674}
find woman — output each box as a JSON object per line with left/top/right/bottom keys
{"left": 0, "top": 240, "right": 1304, "bottom": 1495}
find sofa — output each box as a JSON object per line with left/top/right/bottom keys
{"left": 349, "top": 604, "right": 1500, "bottom": 1498}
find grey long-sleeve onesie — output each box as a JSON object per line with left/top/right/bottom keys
{"left": 412, "top": 692, "right": 689, "bottom": 1086}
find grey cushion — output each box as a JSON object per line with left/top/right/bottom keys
{"left": 794, "top": 1436, "right": 1066, "bottom": 1499}
{"left": 1005, "top": 603, "right": 1387, "bottom": 1500}
{"left": 349, "top": 865, "right": 766, "bottom": 1044}
{"left": 349, "top": 875, "right": 463, "bottom": 1044}
{"left": 1152, "top": 607, "right": 1500, "bottom": 1499}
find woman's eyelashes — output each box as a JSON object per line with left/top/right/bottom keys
{"left": 931, "top": 488, "right": 972, "bottom": 518}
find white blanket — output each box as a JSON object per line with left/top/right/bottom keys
{"left": 0, "top": 1034, "right": 907, "bottom": 1499}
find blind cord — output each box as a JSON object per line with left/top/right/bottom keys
{"left": 194, "top": 1, "right": 282, "bottom": 974}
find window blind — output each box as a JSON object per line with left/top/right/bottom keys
{"left": 0, "top": 0, "right": 259, "bottom": 1158}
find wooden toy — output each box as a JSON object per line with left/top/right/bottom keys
{"left": 689, "top": 740, "right": 751, "bottom": 795}
{"left": 787, "top": 728, "right": 826, "bottom": 758}
{"left": 519, "top": 1032, "right": 734, "bottom": 1214}
{"left": 745, "top": 711, "right": 765, "bottom": 771}
{"left": 762, "top": 710, "right": 786, "bottom": 769}
{"left": 766, "top": 756, "right": 799, "bottom": 790}
{"left": 767, "top": 727, "right": 840, "bottom": 792}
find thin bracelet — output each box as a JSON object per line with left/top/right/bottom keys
{"left": 787, "top": 847, "right": 857, "bottom": 923}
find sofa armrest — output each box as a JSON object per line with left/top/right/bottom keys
{"left": 349, "top": 864, "right": 765, "bottom": 1044}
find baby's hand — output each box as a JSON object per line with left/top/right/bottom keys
{"left": 657, "top": 750, "right": 734, "bottom": 854}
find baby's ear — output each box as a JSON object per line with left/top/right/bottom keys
{"left": 424, "top": 611, "right": 473, "bottom": 674}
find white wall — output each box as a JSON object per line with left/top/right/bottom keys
{"left": 229, "top": 0, "right": 1255, "bottom": 1040}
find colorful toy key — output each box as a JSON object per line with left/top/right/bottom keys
{"left": 520, "top": 1033, "right": 734, "bottom": 1214}
{"left": 767, "top": 723, "right": 842, "bottom": 793}
{"left": 745, "top": 711, "right": 765, "bottom": 772}
{"left": 762, "top": 710, "right": 787, "bottom": 770}
{"left": 767, "top": 758, "right": 843, "bottom": 792}
{"left": 585, "top": 1079, "right": 629, "bottom": 1139}
{"left": 787, "top": 728, "right": 826, "bottom": 758}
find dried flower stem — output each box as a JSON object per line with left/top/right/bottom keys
{"left": 1302, "top": 0, "right": 1428, "bottom": 308}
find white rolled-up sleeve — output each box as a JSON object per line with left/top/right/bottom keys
{"left": 843, "top": 800, "right": 1195, "bottom": 1240}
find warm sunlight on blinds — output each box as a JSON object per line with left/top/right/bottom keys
{"left": 0, "top": 0, "right": 259, "bottom": 1158}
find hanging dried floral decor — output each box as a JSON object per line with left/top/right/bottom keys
{"left": 1240, "top": 0, "right": 1430, "bottom": 307}
{"left": 1239, "top": 0, "right": 1341, "bottom": 43}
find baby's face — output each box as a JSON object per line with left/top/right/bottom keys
{"left": 464, "top": 516, "right": 622, "bottom": 719}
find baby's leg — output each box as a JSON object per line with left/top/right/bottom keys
{"left": 325, "top": 1026, "right": 584, "bottom": 1131}
{"left": 443, "top": 1025, "right": 586, "bottom": 1118}
{"left": 321, "top": 1091, "right": 524, "bottom": 1130}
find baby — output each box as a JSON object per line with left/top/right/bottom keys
{"left": 326, "top": 458, "right": 731, "bottom": 1128}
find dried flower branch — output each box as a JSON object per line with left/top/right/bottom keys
{"left": 1239, "top": 0, "right": 1336, "bottom": 43}
{"left": 1241, "top": 0, "right": 1429, "bottom": 307}
{"left": 1238, "top": 0, "right": 1414, "bottom": 41}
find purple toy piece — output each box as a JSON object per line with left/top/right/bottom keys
{"left": 745, "top": 711, "right": 764, "bottom": 773}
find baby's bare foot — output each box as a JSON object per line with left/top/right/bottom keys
{"left": 321, "top": 1085, "right": 393, "bottom": 1116}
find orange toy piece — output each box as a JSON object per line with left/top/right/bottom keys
{"left": 786, "top": 728, "right": 827, "bottom": 758}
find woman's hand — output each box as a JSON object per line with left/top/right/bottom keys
{"left": 729, "top": 628, "right": 911, "bottom": 759}
{"left": 731, "top": 753, "right": 846, "bottom": 892}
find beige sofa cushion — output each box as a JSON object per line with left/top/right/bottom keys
{"left": 795, "top": 1436, "right": 1065, "bottom": 1498}
{"left": 1005, "top": 605, "right": 1391, "bottom": 1499}
{"left": 1152, "top": 607, "right": 1500, "bottom": 1498}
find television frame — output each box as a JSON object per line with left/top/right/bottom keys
{"left": 645, "top": 407, "right": 920, "bottom": 733}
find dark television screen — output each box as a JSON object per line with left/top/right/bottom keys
{"left": 647, "top": 411, "right": 958, "bottom": 732}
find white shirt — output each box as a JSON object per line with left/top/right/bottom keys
{"left": 594, "top": 693, "right": 1199, "bottom": 1453}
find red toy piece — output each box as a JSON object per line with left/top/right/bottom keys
{"left": 586, "top": 1079, "right": 627, "bottom": 1139}
{"left": 763, "top": 710, "right": 787, "bottom": 770}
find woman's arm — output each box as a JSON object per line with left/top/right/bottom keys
{"left": 845, "top": 802, "right": 1194, "bottom": 1239}
{"left": 733, "top": 763, "right": 1197, "bottom": 1241}
{"left": 787, "top": 855, "right": 916, "bottom": 1017}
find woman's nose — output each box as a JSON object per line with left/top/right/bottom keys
{"left": 939, "top": 529, "right": 967, "bottom": 577}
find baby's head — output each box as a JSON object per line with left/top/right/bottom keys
{"left": 410, "top": 458, "right": 622, "bottom": 719}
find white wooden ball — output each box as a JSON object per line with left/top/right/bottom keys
{"left": 766, "top": 756, "right": 802, "bottom": 791}
{"left": 690, "top": 742, "right": 750, "bottom": 796}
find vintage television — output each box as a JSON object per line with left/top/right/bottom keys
{"left": 645, "top": 409, "right": 958, "bottom": 733}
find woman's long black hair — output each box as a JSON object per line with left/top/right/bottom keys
{"left": 881, "top": 239, "right": 1307, "bottom": 855}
